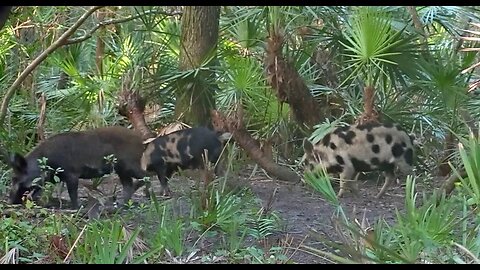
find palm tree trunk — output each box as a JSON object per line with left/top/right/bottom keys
{"left": 265, "top": 31, "right": 325, "bottom": 129}
{"left": 118, "top": 88, "right": 155, "bottom": 140}
{"left": 95, "top": 9, "right": 106, "bottom": 77}
{"left": 356, "top": 85, "right": 379, "bottom": 124}
{"left": 211, "top": 108, "right": 301, "bottom": 183}
{"left": 175, "top": 6, "right": 220, "bottom": 127}
{"left": 438, "top": 132, "right": 456, "bottom": 176}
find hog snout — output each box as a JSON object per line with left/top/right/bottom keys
{"left": 9, "top": 183, "right": 26, "bottom": 204}
{"left": 9, "top": 183, "right": 39, "bottom": 204}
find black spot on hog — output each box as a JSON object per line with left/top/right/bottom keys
{"left": 167, "top": 149, "right": 174, "bottom": 158}
{"left": 321, "top": 133, "right": 331, "bottom": 147}
{"left": 8, "top": 126, "right": 146, "bottom": 209}
{"left": 335, "top": 155, "right": 345, "bottom": 165}
{"left": 141, "top": 127, "right": 230, "bottom": 197}
{"left": 302, "top": 121, "right": 415, "bottom": 199}
{"left": 391, "top": 143, "right": 404, "bottom": 157}
{"left": 357, "top": 122, "right": 381, "bottom": 132}
{"left": 366, "top": 133, "right": 375, "bottom": 143}
{"left": 351, "top": 157, "right": 373, "bottom": 172}
{"left": 159, "top": 139, "right": 167, "bottom": 148}
{"left": 338, "top": 130, "right": 356, "bottom": 144}
{"left": 384, "top": 122, "right": 394, "bottom": 128}
{"left": 378, "top": 161, "right": 395, "bottom": 172}
{"left": 327, "top": 164, "right": 343, "bottom": 174}
{"left": 333, "top": 126, "right": 350, "bottom": 135}
{"left": 385, "top": 134, "right": 392, "bottom": 144}
{"left": 405, "top": 148, "right": 413, "bottom": 166}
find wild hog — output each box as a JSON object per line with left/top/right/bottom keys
{"left": 140, "top": 126, "right": 231, "bottom": 197}
{"left": 8, "top": 126, "right": 146, "bottom": 209}
{"left": 302, "top": 121, "right": 415, "bottom": 199}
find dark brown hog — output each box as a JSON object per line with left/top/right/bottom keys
{"left": 8, "top": 126, "right": 146, "bottom": 209}
{"left": 140, "top": 126, "right": 231, "bottom": 197}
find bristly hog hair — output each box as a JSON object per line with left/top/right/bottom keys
{"left": 303, "top": 121, "right": 416, "bottom": 199}
{"left": 140, "top": 127, "right": 231, "bottom": 197}
{"left": 8, "top": 126, "right": 147, "bottom": 209}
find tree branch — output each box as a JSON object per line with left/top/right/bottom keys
{"left": 0, "top": 6, "right": 103, "bottom": 126}
{"left": 406, "top": 6, "right": 428, "bottom": 49}
{"left": 64, "top": 9, "right": 182, "bottom": 45}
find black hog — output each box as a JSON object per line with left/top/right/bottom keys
{"left": 302, "top": 121, "right": 416, "bottom": 199}
{"left": 140, "top": 127, "right": 231, "bottom": 196}
{"left": 8, "top": 126, "right": 146, "bottom": 209}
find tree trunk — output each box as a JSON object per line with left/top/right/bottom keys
{"left": 56, "top": 8, "right": 70, "bottom": 91}
{"left": 95, "top": 9, "right": 106, "bottom": 76}
{"left": 16, "top": 15, "right": 37, "bottom": 105}
{"left": 438, "top": 132, "right": 456, "bottom": 176}
{"left": 356, "top": 85, "right": 379, "bottom": 124}
{"left": 118, "top": 89, "right": 155, "bottom": 141}
{"left": 175, "top": 6, "right": 220, "bottom": 127}
{"left": 406, "top": 6, "right": 430, "bottom": 57}
{"left": 211, "top": 108, "right": 301, "bottom": 184}
{"left": 440, "top": 168, "right": 467, "bottom": 196}
{"left": 311, "top": 47, "right": 344, "bottom": 119}
{"left": 406, "top": 7, "right": 427, "bottom": 43}
{"left": 265, "top": 31, "right": 324, "bottom": 129}
{"left": 36, "top": 93, "right": 46, "bottom": 142}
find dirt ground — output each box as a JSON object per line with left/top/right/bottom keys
{"left": 48, "top": 163, "right": 441, "bottom": 264}
{"left": 234, "top": 165, "right": 440, "bottom": 263}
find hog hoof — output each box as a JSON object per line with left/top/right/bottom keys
{"left": 143, "top": 188, "right": 151, "bottom": 198}
{"left": 161, "top": 188, "right": 172, "bottom": 198}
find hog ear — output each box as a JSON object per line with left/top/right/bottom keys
{"left": 303, "top": 138, "right": 314, "bottom": 155}
{"left": 218, "top": 132, "right": 232, "bottom": 143}
{"left": 9, "top": 153, "right": 27, "bottom": 173}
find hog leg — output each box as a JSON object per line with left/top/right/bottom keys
{"left": 210, "top": 147, "right": 224, "bottom": 176}
{"left": 142, "top": 181, "right": 151, "bottom": 198}
{"left": 118, "top": 173, "right": 135, "bottom": 205}
{"left": 351, "top": 173, "right": 360, "bottom": 197}
{"left": 129, "top": 166, "right": 151, "bottom": 198}
{"left": 132, "top": 179, "right": 151, "bottom": 198}
{"left": 376, "top": 169, "right": 395, "bottom": 199}
{"left": 155, "top": 166, "right": 171, "bottom": 197}
{"left": 64, "top": 173, "right": 80, "bottom": 209}
{"left": 337, "top": 167, "right": 355, "bottom": 198}
{"left": 337, "top": 177, "right": 346, "bottom": 198}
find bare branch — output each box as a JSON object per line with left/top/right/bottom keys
{"left": 64, "top": 9, "right": 182, "bottom": 45}
{"left": 406, "top": 6, "right": 427, "bottom": 38}
{"left": 406, "top": 6, "right": 429, "bottom": 52}
{"left": 0, "top": 6, "right": 103, "bottom": 126}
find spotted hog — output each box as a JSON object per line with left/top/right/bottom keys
{"left": 8, "top": 126, "right": 146, "bottom": 209}
{"left": 140, "top": 127, "right": 231, "bottom": 197}
{"left": 302, "top": 121, "right": 415, "bottom": 198}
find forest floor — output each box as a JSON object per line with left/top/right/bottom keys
{"left": 47, "top": 163, "right": 441, "bottom": 264}
{"left": 218, "top": 165, "right": 439, "bottom": 263}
